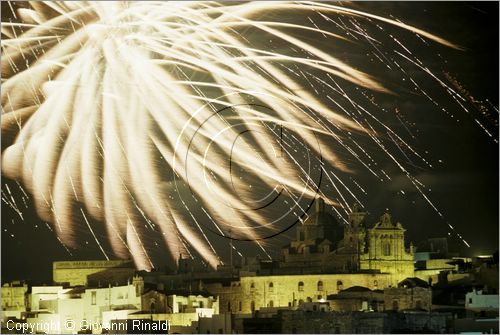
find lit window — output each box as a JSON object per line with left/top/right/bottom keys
{"left": 317, "top": 281, "right": 324, "bottom": 291}
{"left": 383, "top": 243, "right": 391, "bottom": 256}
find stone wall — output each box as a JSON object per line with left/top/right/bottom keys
{"left": 53, "top": 260, "right": 135, "bottom": 286}
{"left": 384, "top": 287, "right": 432, "bottom": 311}
{"left": 206, "top": 272, "right": 392, "bottom": 314}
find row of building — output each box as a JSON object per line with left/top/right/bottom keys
{"left": 0, "top": 275, "right": 449, "bottom": 333}
{"left": 1, "top": 200, "right": 498, "bottom": 333}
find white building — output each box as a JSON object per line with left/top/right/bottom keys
{"left": 124, "top": 294, "right": 220, "bottom": 330}
{"left": 465, "top": 288, "right": 499, "bottom": 311}
{"left": 22, "top": 277, "right": 150, "bottom": 334}
{"left": 14, "top": 276, "right": 220, "bottom": 334}
{"left": 30, "top": 286, "right": 64, "bottom": 311}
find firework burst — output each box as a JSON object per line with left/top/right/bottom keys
{"left": 2, "top": 1, "right": 494, "bottom": 270}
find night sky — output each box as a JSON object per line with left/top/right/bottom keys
{"left": 1, "top": 2, "right": 498, "bottom": 282}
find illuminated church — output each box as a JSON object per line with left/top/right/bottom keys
{"left": 280, "top": 198, "right": 414, "bottom": 280}
{"left": 205, "top": 199, "right": 416, "bottom": 313}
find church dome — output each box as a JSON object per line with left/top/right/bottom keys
{"left": 302, "top": 197, "right": 344, "bottom": 245}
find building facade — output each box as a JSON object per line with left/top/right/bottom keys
{"left": 202, "top": 200, "right": 416, "bottom": 314}
{"left": 279, "top": 200, "right": 414, "bottom": 282}
{"left": 1, "top": 281, "right": 28, "bottom": 320}
{"left": 359, "top": 212, "right": 415, "bottom": 283}
{"left": 206, "top": 272, "right": 392, "bottom": 314}
{"left": 53, "top": 260, "right": 135, "bottom": 286}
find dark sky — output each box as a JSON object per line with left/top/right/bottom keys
{"left": 2, "top": 2, "right": 499, "bottom": 282}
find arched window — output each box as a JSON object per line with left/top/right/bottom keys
{"left": 250, "top": 301, "right": 255, "bottom": 312}
{"left": 336, "top": 280, "right": 343, "bottom": 291}
{"left": 269, "top": 300, "right": 274, "bottom": 307}
{"left": 373, "top": 280, "right": 378, "bottom": 288}
{"left": 250, "top": 282, "right": 255, "bottom": 289}
{"left": 392, "top": 300, "right": 399, "bottom": 311}
{"left": 298, "top": 299, "right": 304, "bottom": 305}
{"left": 298, "top": 281, "right": 304, "bottom": 291}
{"left": 383, "top": 243, "right": 391, "bottom": 256}
{"left": 268, "top": 282, "right": 274, "bottom": 292}
{"left": 239, "top": 301, "right": 242, "bottom": 311}
{"left": 317, "top": 281, "right": 324, "bottom": 291}
{"left": 227, "top": 301, "right": 231, "bottom": 312}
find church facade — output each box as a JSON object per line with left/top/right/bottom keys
{"left": 359, "top": 211, "right": 415, "bottom": 285}
{"left": 205, "top": 199, "right": 416, "bottom": 314}
{"left": 280, "top": 199, "right": 414, "bottom": 281}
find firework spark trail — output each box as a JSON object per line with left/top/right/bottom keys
{"left": 394, "top": 112, "right": 417, "bottom": 141}
{"left": 387, "top": 131, "right": 415, "bottom": 166}
{"left": 1, "top": 1, "right": 485, "bottom": 270}
{"left": 321, "top": 168, "right": 351, "bottom": 215}
{"left": 317, "top": 189, "right": 349, "bottom": 225}
{"left": 363, "top": 118, "right": 468, "bottom": 244}
{"left": 286, "top": 76, "right": 385, "bottom": 179}
{"left": 394, "top": 50, "right": 499, "bottom": 141}
{"left": 381, "top": 170, "right": 392, "bottom": 181}
{"left": 327, "top": 169, "right": 365, "bottom": 207}
{"left": 350, "top": 177, "right": 367, "bottom": 195}
{"left": 80, "top": 208, "right": 109, "bottom": 260}
{"left": 348, "top": 90, "right": 433, "bottom": 169}
{"left": 1, "top": 190, "right": 23, "bottom": 220}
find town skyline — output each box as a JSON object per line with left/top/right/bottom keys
{"left": 1, "top": 2, "right": 498, "bottom": 333}
{"left": 2, "top": 201, "right": 498, "bottom": 333}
